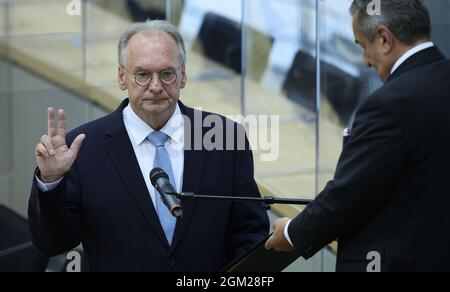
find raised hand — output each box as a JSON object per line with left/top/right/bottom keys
{"left": 35, "top": 108, "right": 86, "bottom": 183}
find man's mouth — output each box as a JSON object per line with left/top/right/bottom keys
{"left": 143, "top": 98, "right": 167, "bottom": 103}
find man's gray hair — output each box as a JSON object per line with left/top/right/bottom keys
{"left": 118, "top": 20, "right": 186, "bottom": 67}
{"left": 350, "top": 0, "right": 431, "bottom": 44}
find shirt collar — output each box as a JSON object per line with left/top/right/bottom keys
{"left": 391, "top": 42, "right": 434, "bottom": 75}
{"left": 124, "top": 102, "right": 184, "bottom": 146}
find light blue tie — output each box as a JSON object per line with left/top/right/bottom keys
{"left": 148, "top": 131, "right": 177, "bottom": 245}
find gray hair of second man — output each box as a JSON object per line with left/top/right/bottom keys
{"left": 350, "top": 0, "right": 431, "bottom": 45}
{"left": 118, "top": 20, "right": 186, "bottom": 68}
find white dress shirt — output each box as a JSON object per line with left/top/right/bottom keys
{"left": 123, "top": 104, "right": 184, "bottom": 209}
{"left": 37, "top": 104, "right": 185, "bottom": 210}
{"left": 390, "top": 42, "right": 434, "bottom": 75}
{"left": 283, "top": 41, "right": 435, "bottom": 248}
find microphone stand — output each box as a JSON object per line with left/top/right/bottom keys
{"left": 168, "top": 192, "right": 312, "bottom": 210}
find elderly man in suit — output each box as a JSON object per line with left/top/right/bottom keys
{"left": 29, "top": 20, "right": 269, "bottom": 272}
{"left": 267, "top": 0, "right": 450, "bottom": 272}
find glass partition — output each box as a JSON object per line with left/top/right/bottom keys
{"left": 241, "top": 0, "right": 318, "bottom": 207}
{"left": 318, "top": 0, "right": 365, "bottom": 191}
{"left": 2, "top": 0, "right": 450, "bottom": 272}
{"left": 0, "top": 2, "right": 5, "bottom": 39}
{"left": 0, "top": 59, "right": 11, "bottom": 208}
{"left": 5, "top": 0, "right": 84, "bottom": 90}
{"left": 177, "top": 0, "right": 243, "bottom": 115}
{"left": 84, "top": 0, "right": 126, "bottom": 90}
{"left": 0, "top": 1, "right": 10, "bottom": 208}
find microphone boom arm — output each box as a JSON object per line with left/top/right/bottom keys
{"left": 168, "top": 192, "right": 312, "bottom": 209}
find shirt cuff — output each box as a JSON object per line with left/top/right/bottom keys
{"left": 284, "top": 219, "right": 294, "bottom": 247}
{"left": 35, "top": 175, "right": 63, "bottom": 192}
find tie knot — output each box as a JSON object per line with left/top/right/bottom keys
{"left": 147, "top": 131, "right": 170, "bottom": 147}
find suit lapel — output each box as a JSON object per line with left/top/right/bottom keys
{"left": 104, "top": 99, "right": 170, "bottom": 249}
{"left": 388, "top": 46, "right": 445, "bottom": 82}
{"left": 170, "top": 102, "right": 206, "bottom": 252}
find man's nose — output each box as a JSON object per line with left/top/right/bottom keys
{"left": 148, "top": 74, "right": 163, "bottom": 92}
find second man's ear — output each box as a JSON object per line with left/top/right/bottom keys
{"left": 376, "top": 26, "right": 394, "bottom": 54}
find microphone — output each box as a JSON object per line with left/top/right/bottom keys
{"left": 150, "top": 168, "right": 183, "bottom": 219}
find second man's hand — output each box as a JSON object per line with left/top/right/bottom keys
{"left": 35, "top": 108, "right": 86, "bottom": 183}
{"left": 265, "top": 217, "right": 295, "bottom": 252}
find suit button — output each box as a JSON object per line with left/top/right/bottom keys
{"left": 168, "top": 258, "right": 176, "bottom": 266}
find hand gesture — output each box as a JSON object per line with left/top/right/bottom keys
{"left": 35, "top": 108, "right": 86, "bottom": 183}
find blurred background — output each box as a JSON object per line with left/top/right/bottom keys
{"left": 0, "top": 0, "right": 449, "bottom": 272}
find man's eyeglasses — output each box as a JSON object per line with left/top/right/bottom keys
{"left": 122, "top": 65, "right": 182, "bottom": 86}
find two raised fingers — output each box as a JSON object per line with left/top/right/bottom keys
{"left": 37, "top": 107, "right": 67, "bottom": 158}
{"left": 48, "top": 108, "right": 66, "bottom": 138}
{"left": 38, "top": 108, "right": 85, "bottom": 157}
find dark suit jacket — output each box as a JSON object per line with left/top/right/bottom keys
{"left": 28, "top": 100, "right": 269, "bottom": 272}
{"left": 288, "top": 47, "right": 450, "bottom": 272}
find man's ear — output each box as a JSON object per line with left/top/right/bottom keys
{"left": 376, "top": 25, "right": 395, "bottom": 54}
{"left": 180, "top": 65, "right": 187, "bottom": 89}
{"left": 118, "top": 66, "right": 127, "bottom": 91}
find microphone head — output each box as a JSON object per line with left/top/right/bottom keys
{"left": 150, "top": 167, "right": 169, "bottom": 186}
{"left": 172, "top": 208, "right": 183, "bottom": 219}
